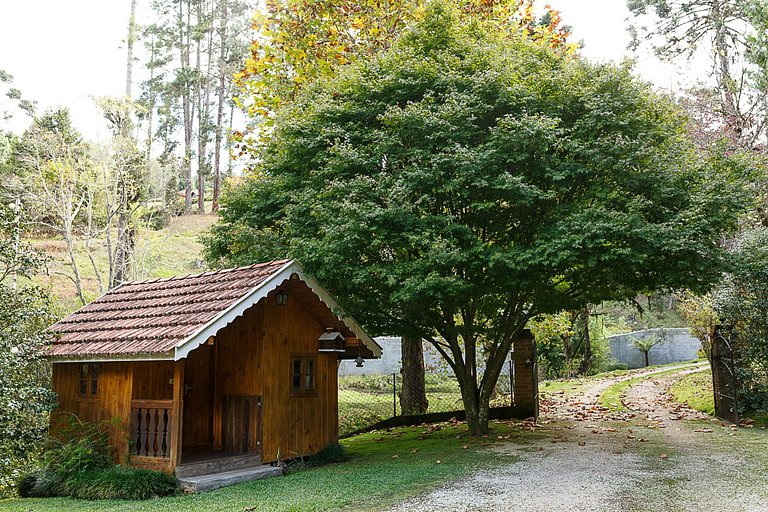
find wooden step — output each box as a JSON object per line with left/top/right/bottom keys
{"left": 177, "top": 465, "right": 282, "bottom": 493}
{"left": 174, "top": 453, "right": 263, "bottom": 478}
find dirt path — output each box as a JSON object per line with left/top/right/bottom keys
{"left": 385, "top": 364, "right": 768, "bottom": 512}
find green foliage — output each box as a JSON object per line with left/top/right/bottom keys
{"left": 20, "top": 467, "right": 177, "bottom": 501}
{"left": 207, "top": 3, "right": 745, "bottom": 433}
{"left": 529, "top": 312, "right": 571, "bottom": 378}
{"left": 529, "top": 311, "right": 617, "bottom": 378}
{"left": 0, "top": 202, "right": 56, "bottom": 498}
{"left": 138, "top": 204, "right": 171, "bottom": 231}
{"left": 306, "top": 442, "right": 349, "bottom": 467}
{"left": 715, "top": 227, "right": 768, "bottom": 411}
{"left": 43, "top": 418, "right": 118, "bottom": 476}
{"left": 59, "top": 468, "right": 177, "bottom": 501}
{"left": 19, "top": 417, "right": 174, "bottom": 501}
{"left": 15, "top": 472, "right": 40, "bottom": 498}
{"left": 0, "top": 69, "right": 36, "bottom": 122}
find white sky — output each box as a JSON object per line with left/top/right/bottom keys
{"left": 0, "top": 0, "right": 710, "bottom": 140}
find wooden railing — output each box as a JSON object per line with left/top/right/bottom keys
{"left": 130, "top": 399, "right": 173, "bottom": 459}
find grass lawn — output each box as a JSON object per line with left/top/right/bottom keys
{"left": 669, "top": 369, "right": 716, "bottom": 416}
{"left": 669, "top": 367, "right": 768, "bottom": 426}
{"left": 0, "top": 421, "right": 540, "bottom": 512}
{"left": 599, "top": 362, "right": 706, "bottom": 412}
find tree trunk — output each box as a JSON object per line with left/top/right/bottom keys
{"left": 457, "top": 373, "right": 485, "bottom": 435}
{"left": 63, "top": 216, "right": 86, "bottom": 305}
{"left": 211, "top": 0, "right": 228, "bottom": 213}
{"left": 179, "top": 0, "right": 193, "bottom": 215}
{"left": 399, "top": 336, "right": 429, "bottom": 415}
{"left": 125, "top": 0, "right": 138, "bottom": 99}
{"left": 711, "top": 0, "right": 742, "bottom": 141}
{"left": 112, "top": 200, "right": 130, "bottom": 288}
{"left": 578, "top": 307, "right": 593, "bottom": 375}
{"left": 145, "top": 33, "right": 156, "bottom": 177}
{"left": 196, "top": 0, "right": 214, "bottom": 215}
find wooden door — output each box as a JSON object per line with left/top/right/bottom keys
{"left": 182, "top": 344, "right": 215, "bottom": 451}
{"left": 223, "top": 396, "right": 262, "bottom": 453}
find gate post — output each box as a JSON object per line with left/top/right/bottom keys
{"left": 512, "top": 329, "right": 539, "bottom": 421}
{"left": 712, "top": 324, "right": 740, "bottom": 424}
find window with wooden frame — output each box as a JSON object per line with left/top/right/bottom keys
{"left": 78, "top": 363, "right": 100, "bottom": 398}
{"left": 291, "top": 357, "right": 317, "bottom": 397}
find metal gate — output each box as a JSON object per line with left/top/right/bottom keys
{"left": 711, "top": 325, "right": 739, "bottom": 424}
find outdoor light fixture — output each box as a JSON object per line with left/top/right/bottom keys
{"left": 275, "top": 290, "right": 288, "bottom": 305}
{"left": 355, "top": 354, "right": 365, "bottom": 368}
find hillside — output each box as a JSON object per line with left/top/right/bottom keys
{"left": 30, "top": 214, "right": 218, "bottom": 316}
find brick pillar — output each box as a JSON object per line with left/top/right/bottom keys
{"left": 512, "top": 329, "right": 539, "bottom": 421}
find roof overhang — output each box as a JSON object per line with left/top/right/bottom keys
{"left": 173, "top": 260, "right": 381, "bottom": 360}
{"left": 48, "top": 260, "right": 382, "bottom": 363}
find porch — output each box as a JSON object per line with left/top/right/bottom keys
{"left": 127, "top": 352, "right": 264, "bottom": 476}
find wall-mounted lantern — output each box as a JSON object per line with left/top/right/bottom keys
{"left": 275, "top": 289, "right": 289, "bottom": 306}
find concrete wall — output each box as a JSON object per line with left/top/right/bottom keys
{"left": 607, "top": 328, "right": 702, "bottom": 369}
{"left": 339, "top": 337, "right": 450, "bottom": 376}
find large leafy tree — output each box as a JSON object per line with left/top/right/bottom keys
{"left": 0, "top": 202, "right": 56, "bottom": 498}
{"left": 206, "top": 2, "right": 745, "bottom": 434}
{"left": 235, "top": 0, "right": 577, "bottom": 416}
{"left": 235, "top": 0, "right": 576, "bottom": 136}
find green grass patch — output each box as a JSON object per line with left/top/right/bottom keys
{"left": 669, "top": 369, "right": 715, "bottom": 416}
{"left": 599, "top": 363, "right": 707, "bottom": 412}
{"left": 0, "top": 420, "right": 537, "bottom": 512}
{"left": 539, "top": 360, "right": 705, "bottom": 403}
{"left": 337, "top": 374, "right": 468, "bottom": 435}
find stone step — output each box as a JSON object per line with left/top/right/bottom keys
{"left": 177, "top": 465, "right": 283, "bottom": 493}
{"left": 174, "top": 453, "right": 263, "bottom": 478}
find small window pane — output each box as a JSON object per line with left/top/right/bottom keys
{"left": 90, "top": 378, "right": 98, "bottom": 396}
{"left": 305, "top": 360, "right": 315, "bottom": 391}
{"left": 292, "top": 359, "right": 302, "bottom": 393}
{"left": 79, "top": 379, "right": 87, "bottom": 395}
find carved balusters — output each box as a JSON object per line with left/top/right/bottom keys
{"left": 135, "top": 408, "right": 143, "bottom": 455}
{"left": 161, "top": 409, "right": 169, "bottom": 457}
{"left": 131, "top": 403, "right": 172, "bottom": 459}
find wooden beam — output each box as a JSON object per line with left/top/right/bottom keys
{"left": 169, "top": 359, "right": 185, "bottom": 469}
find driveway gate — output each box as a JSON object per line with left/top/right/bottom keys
{"left": 711, "top": 325, "right": 739, "bottom": 424}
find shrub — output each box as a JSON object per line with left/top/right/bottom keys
{"left": 17, "top": 469, "right": 62, "bottom": 498}
{"left": 43, "top": 416, "right": 117, "bottom": 476}
{"left": 307, "top": 442, "right": 348, "bottom": 467}
{"left": 16, "top": 472, "right": 39, "bottom": 498}
{"left": 61, "top": 467, "right": 177, "bottom": 500}
{"left": 19, "top": 417, "right": 176, "bottom": 500}
{"left": 20, "top": 467, "right": 176, "bottom": 500}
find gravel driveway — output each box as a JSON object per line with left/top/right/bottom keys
{"left": 385, "top": 365, "right": 768, "bottom": 512}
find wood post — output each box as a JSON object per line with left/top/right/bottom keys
{"left": 169, "top": 359, "right": 185, "bottom": 469}
{"left": 512, "top": 330, "right": 539, "bottom": 420}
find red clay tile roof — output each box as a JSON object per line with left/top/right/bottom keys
{"left": 47, "top": 260, "right": 291, "bottom": 359}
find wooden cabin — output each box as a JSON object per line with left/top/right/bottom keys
{"left": 46, "top": 260, "right": 381, "bottom": 480}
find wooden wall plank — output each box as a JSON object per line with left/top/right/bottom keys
{"left": 209, "top": 284, "right": 339, "bottom": 463}
{"left": 50, "top": 362, "right": 133, "bottom": 464}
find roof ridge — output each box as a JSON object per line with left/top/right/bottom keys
{"left": 115, "top": 259, "right": 292, "bottom": 287}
